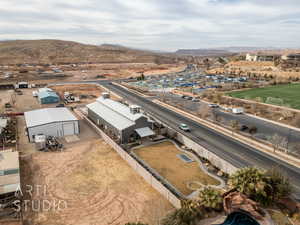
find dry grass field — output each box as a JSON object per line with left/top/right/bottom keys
{"left": 133, "top": 141, "right": 219, "bottom": 195}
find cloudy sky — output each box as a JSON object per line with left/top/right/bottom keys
{"left": 0, "top": 0, "right": 300, "bottom": 51}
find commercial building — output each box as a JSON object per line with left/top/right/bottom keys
{"left": 37, "top": 89, "right": 60, "bottom": 104}
{"left": 246, "top": 53, "right": 280, "bottom": 62}
{"left": 0, "top": 150, "right": 20, "bottom": 195}
{"left": 87, "top": 94, "right": 154, "bottom": 143}
{"left": 281, "top": 53, "right": 300, "bottom": 61}
{"left": 24, "top": 108, "right": 79, "bottom": 142}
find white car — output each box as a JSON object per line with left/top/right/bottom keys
{"left": 179, "top": 123, "right": 190, "bottom": 132}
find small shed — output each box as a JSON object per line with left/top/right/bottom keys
{"left": 24, "top": 108, "right": 79, "bottom": 142}
{"left": 38, "top": 91, "right": 60, "bottom": 104}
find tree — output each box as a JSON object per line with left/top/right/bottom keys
{"left": 162, "top": 200, "right": 203, "bottom": 225}
{"left": 198, "top": 187, "right": 223, "bottom": 211}
{"left": 268, "top": 133, "right": 288, "bottom": 153}
{"left": 249, "top": 126, "right": 258, "bottom": 135}
{"left": 228, "top": 167, "right": 270, "bottom": 205}
{"left": 198, "top": 104, "right": 211, "bottom": 119}
{"left": 230, "top": 120, "right": 240, "bottom": 135}
{"left": 264, "top": 168, "right": 292, "bottom": 202}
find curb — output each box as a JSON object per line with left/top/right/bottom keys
{"left": 153, "top": 100, "right": 300, "bottom": 168}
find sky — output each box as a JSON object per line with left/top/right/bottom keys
{"left": 0, "top": 0, "right": 300, "bottom": 51}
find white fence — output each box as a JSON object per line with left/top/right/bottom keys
{"left": 76, "top": 110, "right": 182, "bottom": 209}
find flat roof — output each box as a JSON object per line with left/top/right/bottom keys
{"left": 24, "top": 107, "right": 78, "bottom": 128}
{"left": 38, "top": 91, "right": 59, "bottom": 99}
{"left": 0, "top": 150, "right": 19, "bottom": 171}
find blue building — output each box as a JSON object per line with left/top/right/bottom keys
{"left": 38, "top": 91, "right": 60, "bottom": 104}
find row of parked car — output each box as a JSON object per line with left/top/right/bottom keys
{"left": 180, "top": 95, "right": 200, "bottom": 102}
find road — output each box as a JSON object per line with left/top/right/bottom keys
{"left": 161, "top": 92, "right": 300, "bottom": 154}
{"left": 99, "top": 81, "right": 300, "bottom": 199}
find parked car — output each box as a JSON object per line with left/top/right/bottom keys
{"left": 186, "top": 96, "right": 193, "bottom": 100}
{"left": 192, "top": 98, "right": 200, "bottom": 102}
{"left": 56, "top": 103, "right": 65, "bottom": 108}
{"left": 179, "top": 123, "right": 190, "bottom": 132}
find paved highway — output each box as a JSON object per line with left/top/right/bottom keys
{"left": 100, "top": 81, "right": 300, "bottom": 199}
{"left": 161, "top": 93, "right": 300, "bottom": 153}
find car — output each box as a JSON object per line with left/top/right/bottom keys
{"left": 179, "top": 123, "right": 190, "bottom": 132}
{"left": 56, "top": 103, "right": 65, "bottom": 108}
{"left": 186, "top": 96, "right": 193, "bottom": 100}
{"left": 208, "top": 104, "right": 219, "bottom": 108}
{"left": 192, "top": 98, "right": 200, "bottom": 102}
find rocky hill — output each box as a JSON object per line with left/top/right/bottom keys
{"left": 0, "top": 40, "right": 178, "bottom": 65}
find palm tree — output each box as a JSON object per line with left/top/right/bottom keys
{"left": 162, "top": 200, "right": 203, "bottom": 225}
{"left": 198, "top": 187, "right": 223, "bottom": 211}
{"left": 228, "top": 167, "right": 270, "bottom": 205}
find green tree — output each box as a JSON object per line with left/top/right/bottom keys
{"left": 162, "top": 200, "right": 203, "bottom": 225}
{"left": 264, "top": 168, "right": 292, "bottom": 202}
{"left": 228, "top": 167, "right": 270, "bottom": 205}
{"left": 198, "top": 187, "right": 223, "bottom": 211}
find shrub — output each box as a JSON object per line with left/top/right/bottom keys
{"left": 198, "top": 187, "right": 223, "bottom": 211}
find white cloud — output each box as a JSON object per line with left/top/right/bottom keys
{"left": 0, "top": 0, "right": 299, "bottom": 50}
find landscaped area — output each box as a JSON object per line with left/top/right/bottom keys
{"left": 133, "top": 141, "right": 220, "bottom": 196}
{"left": 227, "top": 83, "right": 300, "bottom": 109}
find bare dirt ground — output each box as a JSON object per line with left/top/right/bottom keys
{"left": 0, "top": 63, "right": 185, "bottom": 84}
{"left": 50, "top": 84, "right": 120, "bottom": 105}
{"left": 133, "top": 141, "right": 219, "bottom": 195}
{"left": 64, "top": 63, "right": 185, "bottom": 81}
{"left": 208, "top": 61, "right": 300, "bottom": 79}
{"left": 21, "top": 137, "right": 173, "bottom": 225}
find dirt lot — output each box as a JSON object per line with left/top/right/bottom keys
{"left": 50, "top": 84, "right": 120, "bottom": 105}
{"left": 20, "top": 129, "right": 173, "bottom": 225}
{"left": 133, "top": 141, "right": 219, "bottom": 196}
{"left": 65, "top": 63, "right": 185, "bottom": 81}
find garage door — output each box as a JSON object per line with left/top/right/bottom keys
{"left": 62, "top": 122, "right": 75, "bottom": 136}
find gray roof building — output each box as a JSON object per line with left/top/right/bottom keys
{"left": 87, "top": 96, "right": 154, "bottom": 143}
{"left": 24, "top": 108, "right": 79, "bottom": 142}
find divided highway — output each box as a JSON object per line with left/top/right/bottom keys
{"left": 100, "top": 81, "right": 300, "bottom": 199}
